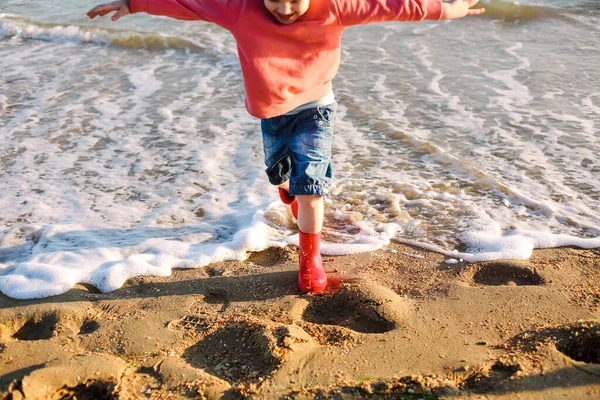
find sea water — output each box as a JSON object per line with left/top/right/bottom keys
{"left": 1, "top": 0, "right": 599, "bottom": 298}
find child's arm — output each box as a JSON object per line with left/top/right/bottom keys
{"left": 441, "top": 0, "right": 485, "bottom": 20}
{"left": 87, "top": 0, "right": 241, "bottom": 30}
{"left": 334, "top": 0, "right": 484, "bottom": 26}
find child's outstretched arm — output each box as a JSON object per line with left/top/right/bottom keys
{"left": 87, "top": 0, "right": 130, "bottom": 22}
{"left": 335, "top": 0, "right": 484, "bottom": 27}
{"left": 87, "top": 0, "right": 241, "bottom": 30}
{"left": 441, "top": 0, "right": 485, "bottom": 20}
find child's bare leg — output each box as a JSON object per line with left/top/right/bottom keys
{"left": 279, "top": 181, "right": 290, "bottom": 192}
{"left": 296, "top": 195, "right": 323, "bottom": 234}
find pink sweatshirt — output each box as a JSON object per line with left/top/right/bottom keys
{"left": 129, "top": 0, "right": 443, "bottom": 118}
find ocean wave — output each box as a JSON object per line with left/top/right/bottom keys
{"left": 0, "top": 14, "right": 206, "bottom": 52}
{"left": 476, "top": 0, "right": 564, "bottom": 21}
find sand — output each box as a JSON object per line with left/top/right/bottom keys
{"left": 1, "top": 242, "right": 599, "bottom": 399}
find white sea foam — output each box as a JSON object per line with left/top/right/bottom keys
{"left": 458, "top": 223, "right": 600, "bottom": 262}
{"left": 0, "top": 217, "right": 287, "bottom": 299}
{"left": 128, "top": 62, "right": 163, "bottom": 98}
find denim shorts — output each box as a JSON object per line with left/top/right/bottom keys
{"left": 261, "top": 102, "right": 336, "bottom": 196}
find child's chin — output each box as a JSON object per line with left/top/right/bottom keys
{"left": 275, "top": 14, "right": 298, "bottom": 24}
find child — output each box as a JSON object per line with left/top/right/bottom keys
{"left": 87, "top": 0, "right": 485, "bottom": 293}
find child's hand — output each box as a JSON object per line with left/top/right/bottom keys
{"left": 87, "top": 0, "right": 130, "bottom": 22}
{"left": 441, "top": 0, "right": 485, "bottom": 20}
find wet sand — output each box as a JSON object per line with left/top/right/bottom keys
{"left": 1, "top": 243, "right": 599, "bottom": 399}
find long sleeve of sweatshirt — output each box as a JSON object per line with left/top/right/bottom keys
{"left": 129, "top": 0, "right": 242, "bottom": 30}
{"left": 334, "top": 0, "right": 443, "bottom": 26}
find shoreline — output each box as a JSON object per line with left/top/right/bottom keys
{"left": 1, "top": 244, "right": 599, "bottom": 399}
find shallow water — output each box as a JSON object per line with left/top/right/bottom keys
{"left": 1, "top": 0, "right": 599, "bottom": 298}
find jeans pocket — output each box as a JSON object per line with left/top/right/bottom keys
{"left": 316, "top": 103, "right": 336, "bottom": 127}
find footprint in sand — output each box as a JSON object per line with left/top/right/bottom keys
{"left": 555, "top": 323, "right": 600, "bottom": 366}
{"left": 7, "top": 354, "right": 127, "bottom": 400}
{"left": 464, "top": 262, "right": 545, "bottom": 287}
{"left": 287, "top": 282, "right": 412, "bottom": 346}
{"left": 11, "top": 312, "right": 60, "bottom": 341}
{"left": 167, "top": 315, "right": 213, "bottom": 332}
{"left": 6, "top": 309, "right": 91, "bottom": 341}
{"left": 168, "top": 314, "right": 314, "bottom": 384}
{"left": 184, "top": 323, "right": 281, "bottom": 382}
{"left": 511, "top": 322, "right": 600, "bottom": 377}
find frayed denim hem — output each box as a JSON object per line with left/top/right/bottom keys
{"left": 289, "top": 184, "right": 329, "bottom": 197}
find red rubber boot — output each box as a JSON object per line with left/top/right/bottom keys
{"left": 298, "top": 230, "right": 327, "bottom": 293}
{"left": 278, "top": 187, "right": 298, "bottom": 219}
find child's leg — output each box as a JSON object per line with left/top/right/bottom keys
{"left": 289, "top": 103, "right": 336, "bottom": 293}
{"left": 296, "top": 195, "right": 323, "bottom": 234}
{"left": 261, "top": 102, "right": 337, "bottom": 293}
